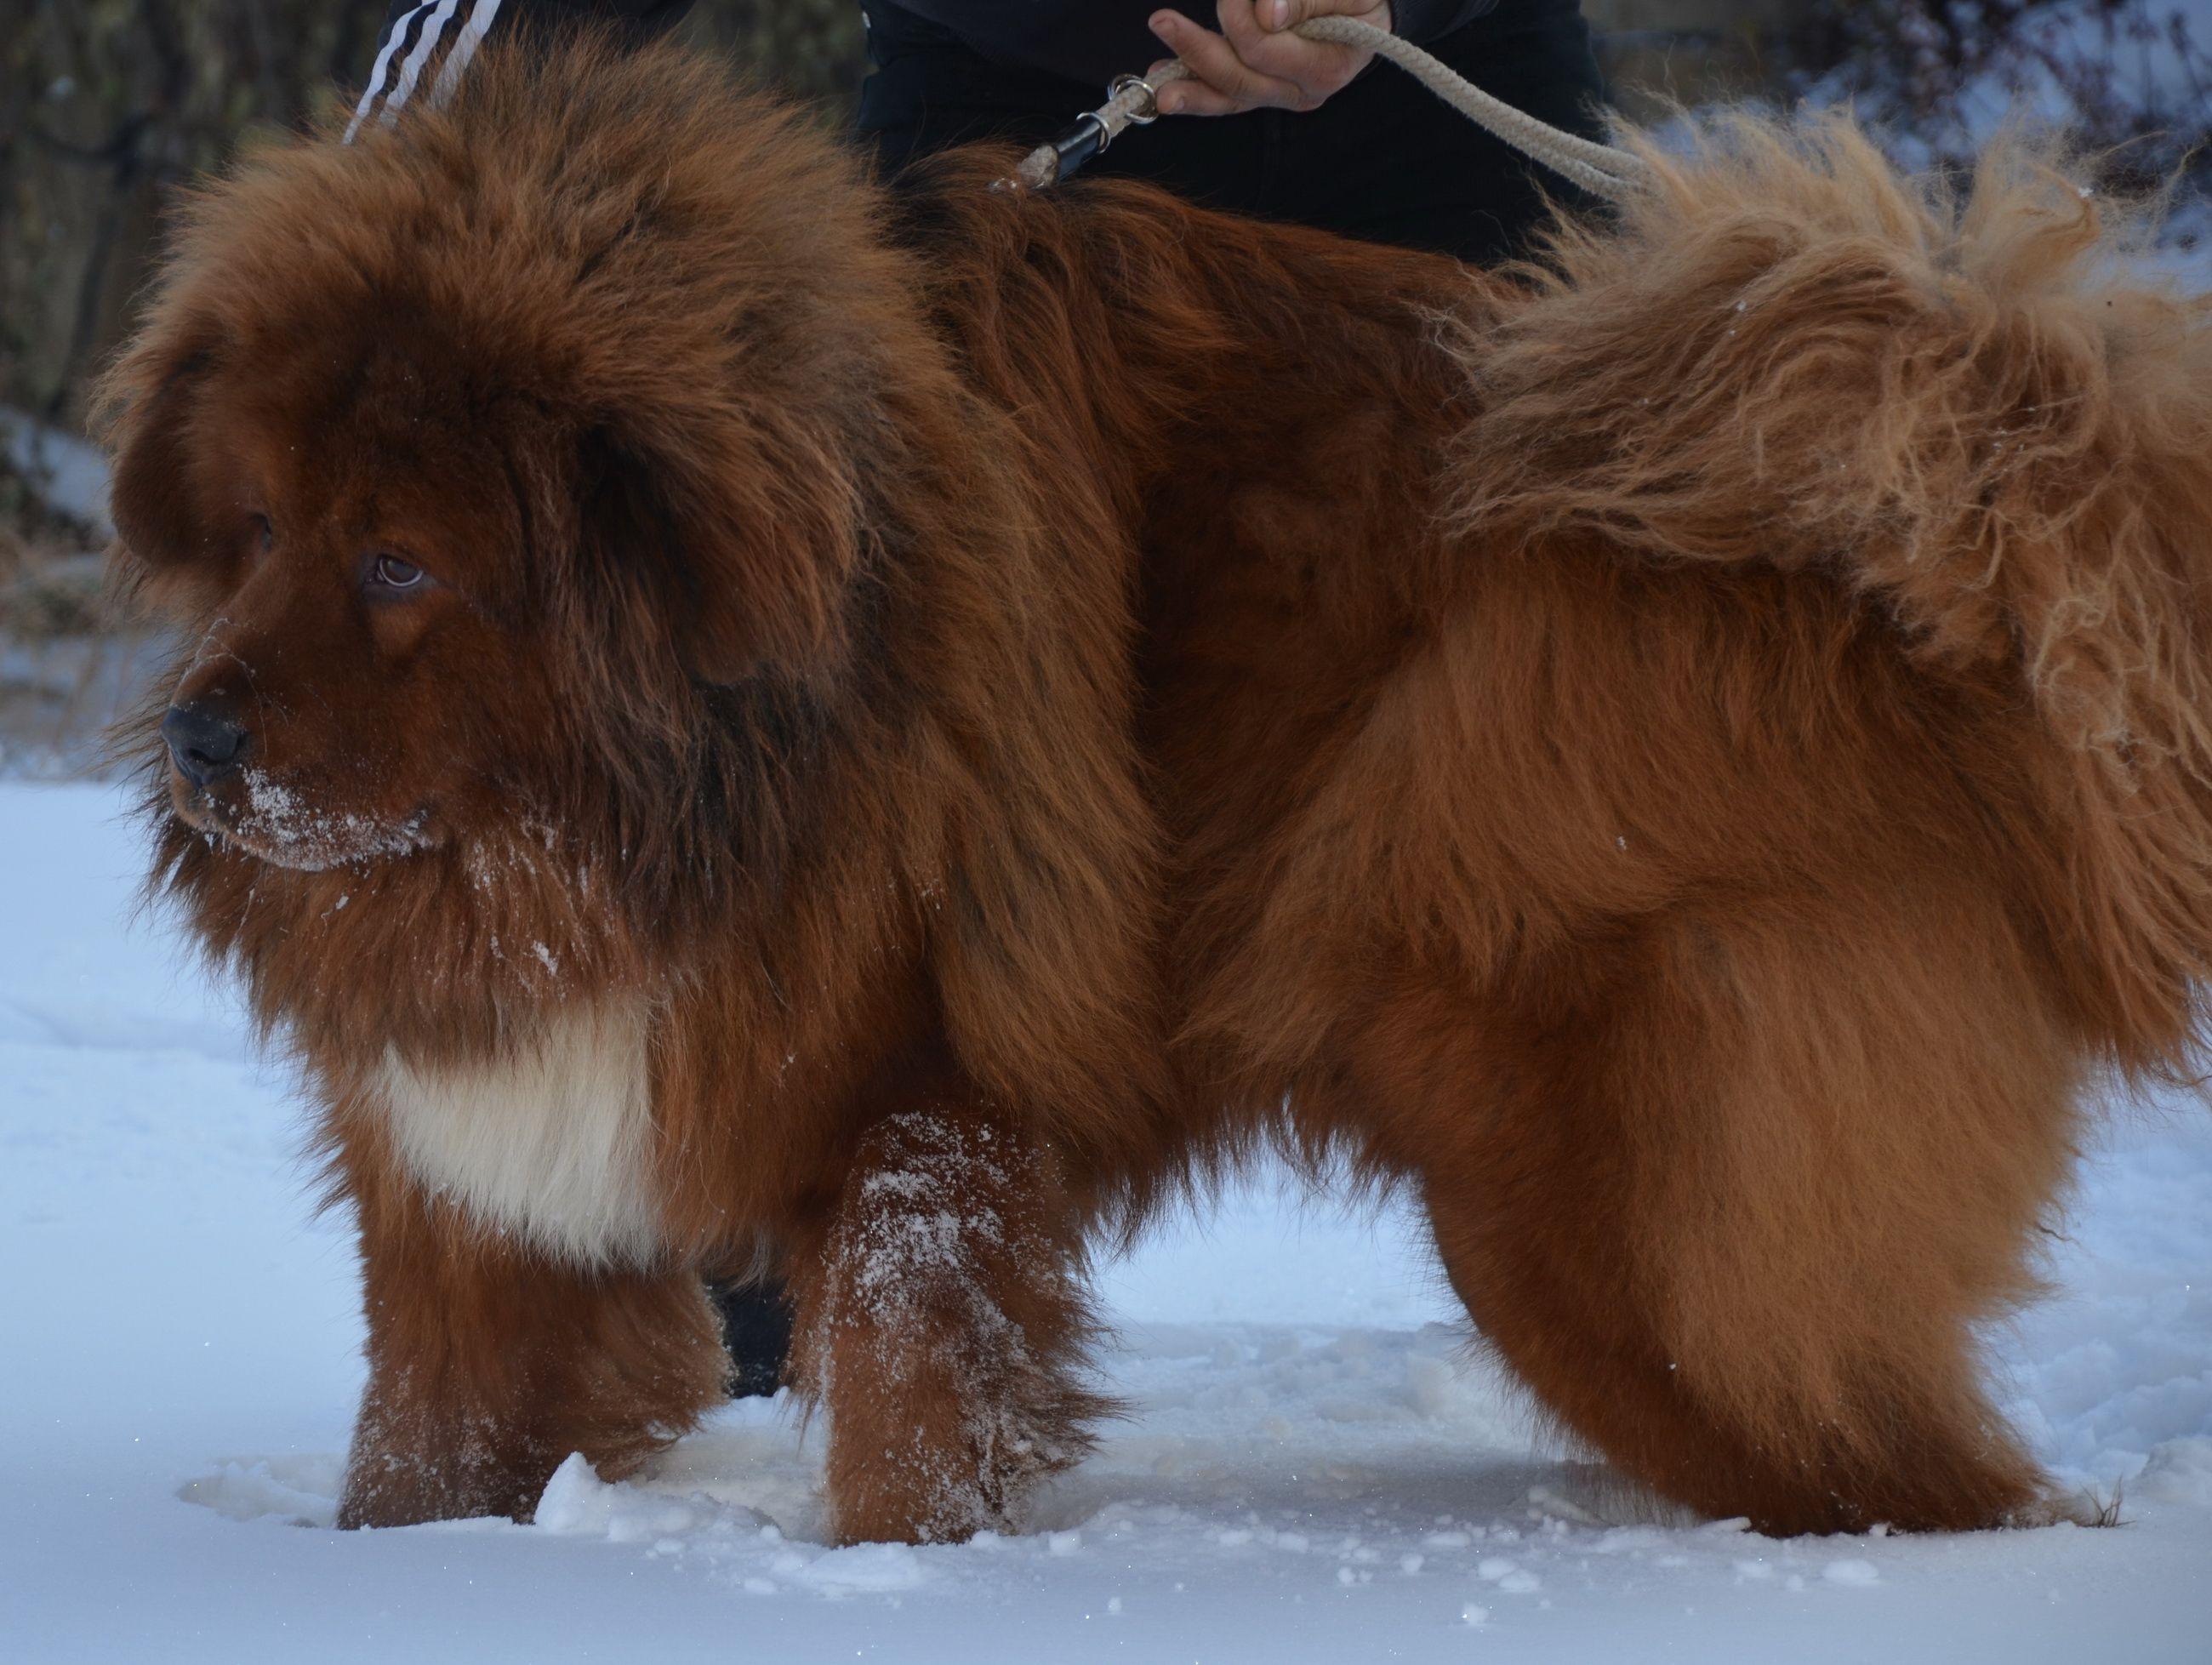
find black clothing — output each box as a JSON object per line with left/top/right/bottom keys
{"left": 357, "top": 1, "right": 1603, "bottom": 265}
{"left": 709, "top": 1280, "right": 795, "bottom": 1399}
{"left": 353, "top": 0, "right": 689, "bottom": 136}
{"left": 370, "top": 0, "right": 687, "bottom": 55}
{"left": 888, "top": 0, "right": 1501, "bottom": 88}
{"left": 859, "top": 0, "right": 1604, "bottom": 263}
{"left": 366, "top": 1, "right": 1502, "bottom": 93}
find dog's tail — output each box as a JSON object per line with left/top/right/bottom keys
{"left": 1447, "top": 111, "right": 2212, "bottom": 1073}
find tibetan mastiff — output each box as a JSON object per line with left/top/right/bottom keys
{"left": 101, "top": 42, "right": 2212, "bottom": 1541}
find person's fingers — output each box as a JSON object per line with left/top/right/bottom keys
{"left": 1156, "top": 9, "right": 1303, "bottom": 110}
{"left": 1217, "top": 0, "right": 1286, "bottom": 63}
{"left": 1260, "top": 0, "right": 1394, "bottom": 29}
{"left": 1148, "top": 43, "right": 1218, "bottom": 117}
{"left": 1218, "top": 0, "right": 1368, "bottom": 105}
{"left": 1155, "top": 77, "right": 1245, "bottom": 117}
{"left": 1149, "top": 11, "right": 1306, "bottom": 111}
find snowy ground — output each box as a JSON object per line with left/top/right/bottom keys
{"left": 3, "top": 780, "right": 2209, "bottom": 1662}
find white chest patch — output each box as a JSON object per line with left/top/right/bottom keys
{"left": 372, "top": 1003, "right": 664, "bottom": 1269}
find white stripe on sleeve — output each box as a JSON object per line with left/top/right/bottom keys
{"left": 378, "top": 0, "right": 464, "bottom": 129}
{"left": 344, "top": 2, "right": 441, "bottom": 144}
{"left": 428, "top": 0, "right": 508, "bottom": 111}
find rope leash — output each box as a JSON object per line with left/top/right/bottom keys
{"left": 1006, "top": 16, "right": 1647, "bottom": 202}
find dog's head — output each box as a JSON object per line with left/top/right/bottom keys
{"left": 100, "top": 43, "right": 909, "bottom": 874}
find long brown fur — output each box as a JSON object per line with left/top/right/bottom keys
{"left": 98, "top": 40, "right": 2212, "bottom": 1542}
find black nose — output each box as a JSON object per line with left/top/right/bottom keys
{"left": 162, "top": 702, "right": 250, "bottom": 788}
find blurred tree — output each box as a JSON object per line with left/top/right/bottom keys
{"left": 688, "top": 0, "right": 864, "bottom": 104}
{"left": 1584, "top": 1, "right": 1793, "bottom": 122}
{"left": 1770, "top": 0, "right": 2212, "bottom": 213}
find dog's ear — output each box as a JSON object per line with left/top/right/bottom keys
{"left": 585, "top": 395, "right": 864, "bottom": 685}
{"left": 97, "top": 319, "right": 230, "bottom": 580}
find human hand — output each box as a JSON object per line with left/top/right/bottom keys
{"left": 1147, "top": 0, "right": 1394, "bottom": 117}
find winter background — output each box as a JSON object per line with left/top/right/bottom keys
{"left": 5, "top": 3, "right": 2212, "bottom": 1661}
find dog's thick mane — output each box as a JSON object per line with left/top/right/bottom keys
{"left": 1451, "top": 113, "right": 2212, "bottom": 1073}
{"left": 97, "top": 43, "right": 1177, "bottom": 1195}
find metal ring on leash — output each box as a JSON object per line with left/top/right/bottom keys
{"left": 1109, "top": 73, "right": 1164, "bottom": 127}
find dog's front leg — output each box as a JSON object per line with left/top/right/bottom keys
{"left": 787, "top": 1060, "right": 1107, "bottom": 1545}
{"left": 332, "top": 1120, "right": 727, "bottom": 1530}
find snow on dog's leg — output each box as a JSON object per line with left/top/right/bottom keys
{"left": 788, "top": 1067, "right": 1107, "bottom": 1546}
{"left": 331, "top": 1110, "right": 727, "bottom": 1530}
{"left": 1381, "top": 885, "right": 2093, "bottom": 1535}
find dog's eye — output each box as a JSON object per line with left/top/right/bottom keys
{"left": 370, "top": 553, "right": 425, "bottom": 591}
{"left": 250, "top": 513, "right": 274, "bottom": 554}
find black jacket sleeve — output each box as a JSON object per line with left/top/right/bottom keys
{"left": 1391, "top": 0, "right": 1502, "bottom": 46}
{"left": 348, "top": 0, "right": 693, "bottom": 137}
{"left": 349, "top": 1, "right": 1510, "bottom": 138}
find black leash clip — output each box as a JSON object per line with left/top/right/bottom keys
{"left": 1001, "top": 71, "right": 1170, "bottom": 192}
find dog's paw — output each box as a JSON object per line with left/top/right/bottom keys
{"left": 2000, "top": 1485, "right": 2118, "bottom": 1530}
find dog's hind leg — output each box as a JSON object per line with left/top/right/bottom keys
{"left": 1372, "top": 888, "right": 2089, "bottom": 1534}
{"left": 784, "top": 1047, "right": 1109, "bottom": 1546}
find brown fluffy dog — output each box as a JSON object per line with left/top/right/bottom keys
{"left": 101, "top": 42, "right": 2212, "bottom": 1542}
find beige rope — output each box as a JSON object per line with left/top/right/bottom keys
{"left": 1302, "top": 16, "right": 1646, "bottom": 199}
{"left": 1011, "top": 16, "right": 1647, "bottom": 201}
